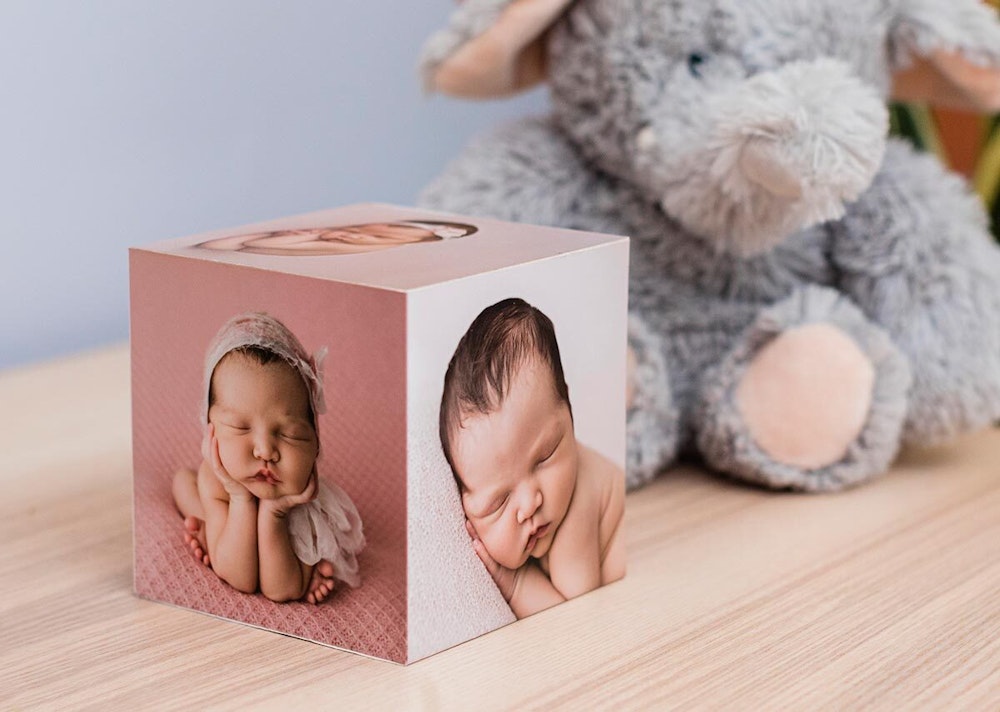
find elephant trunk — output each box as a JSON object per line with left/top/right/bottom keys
{"left": 656, "top": 58, "right": 889, "bottom": 255}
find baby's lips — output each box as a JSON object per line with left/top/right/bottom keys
{"left": 526, "top": 523, "right": 551, "bottom": 551}
{"left": 254, "top": 469, "right": 280, "bottom": 485}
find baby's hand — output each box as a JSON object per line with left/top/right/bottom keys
{"left": 466, "top": 520, "right": 519, "bottom": 602}
{"left": 208, "top": 425, "right": 253, "bottom": 502}
{"left": 260, "top": 470, "right": 317, "bottom": 520}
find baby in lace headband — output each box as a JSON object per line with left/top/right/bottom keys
{"left": 172, "top": 312, "right": 365, "bottom": 604}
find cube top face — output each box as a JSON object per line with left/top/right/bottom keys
{"left": 130, "top": 205, "right": 629, "bottom": 664}
{"left": 136, "top": 202, "right": 627, "bottom": 291}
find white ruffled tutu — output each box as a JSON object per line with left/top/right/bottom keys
{"left": 287, "top": 479, "right": 365, "bottom": 588}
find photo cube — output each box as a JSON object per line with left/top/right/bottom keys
{"left": 130, "top": 203, "right": 629, "bottom": 664}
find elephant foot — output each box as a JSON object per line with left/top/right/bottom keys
{"left": 698, "top": 286, "right": 912, "bottom": 491}
{"left": 736, "top": 322, "right": 874, "bottom": 470}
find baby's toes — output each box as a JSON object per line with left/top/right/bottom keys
{"left": 183, "top": 537, "right": 210, "bottom": 566}
{"left": 314, "top": 582, "right": 333, "bottom": 604}
{"left": 183, "top": 515, "right": 202, "bottom": 535}
{"left": 317, "top": 560, "right": 335, "bottom": 578}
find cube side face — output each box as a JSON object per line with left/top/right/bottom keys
{"left": 130, "top": 250, "right": 408, "bottom": 663}
{"left": 405, "top": 240, "right": 630, "bottom": 663}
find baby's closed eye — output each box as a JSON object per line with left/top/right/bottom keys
{"left": 467, "top": 491, "right": 508, "bottom": 519}
{"left": 220, "top": 421, "right": 250, "bottom": 432}
{"left": 488, "top": 493, "right": 509, "bottom": 515}
{"left": 534, "top": 437, "right": 563, "bottom": 469}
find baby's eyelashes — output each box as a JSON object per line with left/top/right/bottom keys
{"left": 534, "top": 436, "right": 563, "bottom": 468}
{"left": 219, "top": 421, "right": 250, "bottom": 432}
{"left": 466, "top": 491, "right": 508, "bottom": 519}
{"left": 213, "top": 418, "right": 313, "bottom": 442}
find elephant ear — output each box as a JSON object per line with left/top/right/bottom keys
{"left": 420, "top": 0, "right": 575, "bottom": 98}
{"left": 890, "top": 0, "right": 1000, "bottom": 112}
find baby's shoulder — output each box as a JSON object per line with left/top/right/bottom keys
{"left": 573, "top": 443, "right": 625, "bottom": 542}
{"left": 576, "top": 443, "right": 625, "bottom": 512}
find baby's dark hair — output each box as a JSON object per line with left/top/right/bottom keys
{"left": 439, "top": 298, "right": 571, "bottom": 477}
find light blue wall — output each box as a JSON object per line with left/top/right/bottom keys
{"left": 0, "top": 1, "right": 546, "bottom": 369}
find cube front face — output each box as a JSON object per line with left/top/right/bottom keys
{"left": 130, "top": 204, "right": 628, "bottom": 664}
{"left": 130, "top": 251, "right": 409, "bottom": 662}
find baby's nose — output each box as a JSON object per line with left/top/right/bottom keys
{"left": 517, "top": 488, "right": 543, "bottom": 523}
{"left": 253, "top": 435, "right": 279, "bottom": 461}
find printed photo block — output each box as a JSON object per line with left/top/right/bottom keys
{"left": 130, "top": 203, "right": 629, "bottom": 663}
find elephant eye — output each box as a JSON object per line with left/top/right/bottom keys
{"left": 687, "top": 52, "right": 706, "bottom": 78}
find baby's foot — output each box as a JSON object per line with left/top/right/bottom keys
{"left": 305, "top": 560, "right": 336, "bottom": 604}
{"left": 183, "top": 515, "right": 211, "bottom": 567}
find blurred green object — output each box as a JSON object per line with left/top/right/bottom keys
{"left": 981, "top": 115, "right": 1000, "bottom": 238}
{"left": 889, "top": 0, "right": 1000, "bottom": 239}
{"left": 890, "top": 105, "right": 1000, "bottom": 240}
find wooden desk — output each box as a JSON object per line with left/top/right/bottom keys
{"left": 4, "top": 345, "right": 1000, "bottom": 708}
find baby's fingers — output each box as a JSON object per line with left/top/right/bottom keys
{"left": 209, "top": 429, "right": 229, "bottom": 481}
{"left": 472, "top": 538, "right": 500, "bottom": 575}
{"left": 209, "top": 430, "right": 244, "bottom": 493}
{"left": 288, "top": 478, "right": 317, "bottom": 507}
{"left": 276, "top": 474, "right": 318, "bottom": 511}
{"left": 302, "top": 471, "right": 318, "bottom": 501}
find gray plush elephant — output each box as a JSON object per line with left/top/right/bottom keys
{"left": 419, "top": 0, "right": 1000, "bottom": 491}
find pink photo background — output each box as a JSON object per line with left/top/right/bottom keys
{"left": 130, "top": 251, "right": 407, "bottom": 662}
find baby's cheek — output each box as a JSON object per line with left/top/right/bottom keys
{"left": 286, "top": 452, "right": 316, "bottom": 492}
{"left": 484, "top": 525, "right": 524, "bottom": 569}
{"left": 287, "top": 471, "right": 311, "bottom": 494}
{"left": 216, "top": 440, "right": 242, "bottom": 472}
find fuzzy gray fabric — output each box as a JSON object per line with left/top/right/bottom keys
{"left": 419, "top": 0, "right": 1000, "bottom": 491}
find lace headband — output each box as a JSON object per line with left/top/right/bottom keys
{"left": 203, "top": 312, "right": 327, "bottom": 423}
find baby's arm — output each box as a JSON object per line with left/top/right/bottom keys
{"left": 513, "top": 446, "right": 625, "bottom": 606}
{"left": 543, "top": 492, "right": 602, "bottom": 600}
{"left": 257, "top": 475, "right": 317, "bottom": 602}
{"left": 199, "top": 430, "right": 259, "bottom": 593}
{"left": 507, "top": 564, "right": 567, "bottom": 618}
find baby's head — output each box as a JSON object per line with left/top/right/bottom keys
{"left": 204, "top": 313, "right": 326, "bottom": 500}
{"left": 440, "top": 298, "right": 577, "bottom": 569}
{"left": 197, "top": 220, "right": 478, "bottom": 256}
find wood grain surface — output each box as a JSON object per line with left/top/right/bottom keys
{"left": 3, "top": 345, "right": 999, "bottom": 710}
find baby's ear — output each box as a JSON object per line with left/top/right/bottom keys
{"left": 889, "top": 0, "right": 1000, "bottom": 112}
{"left": 419, "top": 0, "right": 575, "bottom": 98}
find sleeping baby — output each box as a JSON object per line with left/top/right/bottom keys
{"left": 439, "top": 298, "right": 626, "bottom": 619}
{"left": 171, "top": 312, "right": 364, "bottom": 604}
